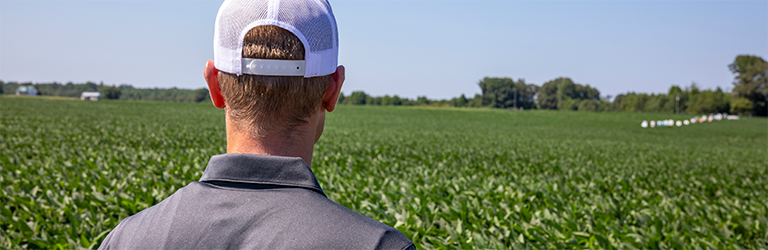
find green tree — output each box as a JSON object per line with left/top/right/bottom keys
{"left": 391, "top": 95, "right": 403, "bottom": 105}
{"left": 366, "top": 95, "right": 381, "bottom": 105}
{"left": 514, "top": 79, "right": 539, "bottom": 110}
{"left": 538, "top": 77, "right": 599, "bottom": 111}
{"left": 577, "top": 100, "right": 598, "bottom": 112}
{"left": 729, "top": 55, "right": 768, "bottom": 116}
{"left": 451, "top": 94, "right": 469, "bottom": 107}
{"left": 556, "top": 78, "right": 577, "bottom": 110}
{"left": 731, "top": 97, "right": 754, "bottom": 115}
{"left": 537, "top": 79, "right": 559, "bottom": 109}
{"left": 666, "top": 85, "right": 685, "bottom": 113}
{"left": 415, "top": 96, "right": 431, "bottom": 105}
{"left": 381, "top": 95, "right": 393, "bottom": 105}
{"left": 103, "top": 86, "right": 122, "bottom": 100}
{"left": 478, "top": 77, "right": 537, "bottom": 109}
{"left": 469, "top": 94, "right": 483, "bottom": 107}
{"left": 479, "top": 77, "right": 513, "bottom": 108}
{"left": 346, "top": 91, "right": 367, "bottom": 105}
{"left": 194, "top": 88, "right": 210, "bottom": 102}
{"left": 611, "top": 82, "right": 735, "bottom": 115}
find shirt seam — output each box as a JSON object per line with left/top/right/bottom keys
{"left": 196, "top": 181, "right": 327, "bottom": 197}
{"left": 198, "top": 177, "right": 326, "bottom": 196}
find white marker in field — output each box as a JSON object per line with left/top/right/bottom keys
{"left": 650, "top": 120, "right": 656, "bottom": 128}
{"left": 676, "top": 120, "right": 682, "bottom": 127}
{"left": 641, "top": 120, "right": 648, "bottom": 128}
{"left": 684, "top": 120, "right": 690, "bottom": 125}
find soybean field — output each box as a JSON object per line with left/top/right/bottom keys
{"left": 1, "top": 96, "right": 767, "bottom": 249}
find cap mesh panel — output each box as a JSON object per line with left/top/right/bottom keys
{"left": 218, "top": 0, "right": 269, "bottom": 50}
{"left": 277, "top": 0, "right": 335, "bottom": 52}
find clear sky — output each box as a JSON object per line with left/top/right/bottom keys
{"left": 1, "top": 0, "right": 766, "bottom": 100}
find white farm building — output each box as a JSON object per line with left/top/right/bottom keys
{"left": 81, "top": 92, "right": 101, "bottom": 101}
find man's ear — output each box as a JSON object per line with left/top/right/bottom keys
{"left": 322, "top": 65, "right": 345, "bottom": 112}
{"left": 204, "top": 60, "right": 226, "bottom": 109}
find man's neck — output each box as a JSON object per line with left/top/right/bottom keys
{"left": 225, "top": 118, "right": 318, "bottom": 166}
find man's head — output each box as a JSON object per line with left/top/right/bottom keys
{"left": 204, "top": 0, "right": 343, "bottom": 140}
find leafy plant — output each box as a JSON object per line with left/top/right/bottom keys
{"left": 1, "top": 96, "right": 766, "bottom": 249}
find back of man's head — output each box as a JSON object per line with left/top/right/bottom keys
{"left": 212, "top": 0, "right": 339, "bottom": 138}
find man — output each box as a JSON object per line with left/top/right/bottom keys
{"left": 99, "top": 0, "right": 415, "bottom": 249}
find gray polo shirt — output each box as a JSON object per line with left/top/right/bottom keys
{"left": 99, "top": 153, "right": 415, "bottom": 250}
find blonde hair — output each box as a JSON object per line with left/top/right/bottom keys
{"left": 219, "top": 26, "right": 331, "bottom": 138}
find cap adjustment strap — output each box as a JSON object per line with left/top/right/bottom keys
{"left": 241, "top": 58, "right": 306, "bottom": 76}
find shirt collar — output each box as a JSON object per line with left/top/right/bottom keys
{"left": 200, "top": 153, "right": 325, "bottom": 197}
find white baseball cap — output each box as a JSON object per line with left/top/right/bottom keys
{"left": 213, "top": 0, "right": 339, "bottom": 77}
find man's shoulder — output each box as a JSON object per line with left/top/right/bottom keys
{"left": 98, "top": 185, "right": 190, "bottom": 249}
{"left": 289, "top": 191, "right": 413, "bottom": 248}
{"left": 99, "top": 182, "right": 414, "bottom": 249}
{"left": 238, "top": 185, "right": 414, "bottom": 249}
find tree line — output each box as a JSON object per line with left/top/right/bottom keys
{"left": 336, "top": 77, "right": 608, "bottom": 111}
{"left": 609, "top": 55, "right": 766, "bottom": 116}
{"left": 2, "top": 55, "right": 765, "bottom": 116}
{"left": 0, "top": 81, "right": 210, "bottom": 103}
{"left": 337, "top": 91, "right": 484, "bottom": 107}
{"left": 336, "top": 54, "right": 767, "bottom": 116}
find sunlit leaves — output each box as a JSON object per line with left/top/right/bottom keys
{"left": 1, "top": 98, "right": 224, "bottom": 249}
{"left": 316, "top": 106, "right": 767, "bottom": 249}
{"left": 1, "top": 97, "right": 766, "bottom": 249}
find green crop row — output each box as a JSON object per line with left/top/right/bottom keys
{"left": 1, "top": 96, "right": 766, "bottom": 249}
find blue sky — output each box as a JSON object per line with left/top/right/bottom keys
{"left": 1, "top": 0, "right": 766, "bottom": 100}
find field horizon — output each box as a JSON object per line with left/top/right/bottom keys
{"left": 1, "top": 96, "right": 767, "bottom": 249}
